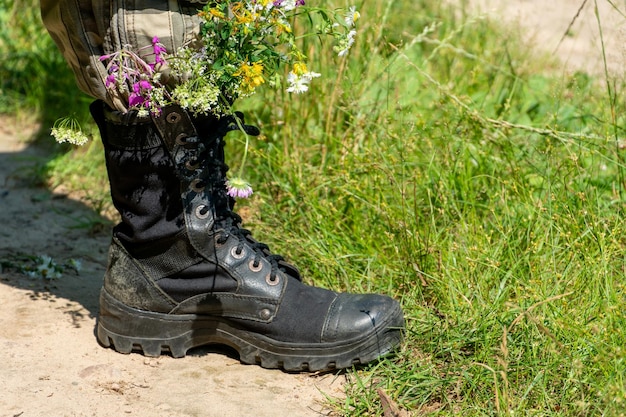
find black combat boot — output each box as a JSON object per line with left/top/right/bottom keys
{"left": 90, "top": 101, "right": 404, "bottom": 372}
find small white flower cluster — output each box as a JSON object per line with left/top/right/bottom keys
{"left": 168, "top": 47, "right": 235, "bottom": 115}
{"left": 171, "top": 81, "right": 222, "bottom": 115}
{"left": 336, "top": 30, "right": 357, "bottom": 57}
{"left": 50, "top": 125, "right": 89, "bottom": 146}
{"left": 335, "top": 6, "right": 360, "bottom": 57}
{"left": 169, "top": 46, "right": 209, "bottom": 83}
{"left": 28, "top": 255, "right": 61, "bottom": 279}
{"left": 286, "top": 71, "right": 321, "bottom": 94}
{"left": 22, "top": 255, "right": 82, "bottom": 280}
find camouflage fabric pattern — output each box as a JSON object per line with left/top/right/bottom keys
{"left": 40, "top": 1, "right": 210, "bottom": 111}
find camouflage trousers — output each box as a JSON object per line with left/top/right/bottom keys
{"left": 40, "top": 1, "right": 209, "bottom": 111}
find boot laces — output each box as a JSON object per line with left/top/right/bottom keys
{"left": 215, "top": 212, "right": 295, "bottom": 282}
{"left": 196, "top": 114, "right": 301, "bottom": 282}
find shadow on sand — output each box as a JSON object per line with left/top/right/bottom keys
{"left": 0, "top": 127, "right": 242, "bottom": 361}
{"left": 0, "top": 124, "right": 112, "bottom": 320}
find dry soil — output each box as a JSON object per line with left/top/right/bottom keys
{"left": 1, "top": 1, "right": 624, "bottom": 416}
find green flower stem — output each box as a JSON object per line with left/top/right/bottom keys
{"left": 232, "top": 114, "right": 250, "bottom": 180}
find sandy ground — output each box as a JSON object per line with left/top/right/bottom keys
{"left": 1, "top": 2, "right": 624, "bottom": 417}
{"left": 458, "top": 0, "right": 626, "bottom": 77}
{"left": 0, "top": 118, "right": 345, "bottom": 417}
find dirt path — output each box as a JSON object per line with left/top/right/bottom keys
{"left": 0, "top": 119, "right": 344, "bottom": 417}
{"left": 459, "top": 0, "right": 625, "bottom": 77}
{"left": 1, "top": 2, "right": 624, "bottom": 417}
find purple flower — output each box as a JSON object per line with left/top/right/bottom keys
{"left": 133, "top": 80, "right": 153, "bottom": 92}
{"left": 273, "top": 0, "right": 304, "bottom": 9}
{"left": 226, "top": 178, "right": 253, "bottom": 199}
{"left": 105, "top": 73, "right": 117, "bottom": 88}
{"left": 152, "top": 36, "right": 167, "bottom": 65}
{"left": 97, "top": 38, "right": 167, "bottom": 114}
{"left": 128, "top": 92, "right": 146, "bottom": 107}
{"left": 128, "top": 80, "right": 153, "bottom": 108}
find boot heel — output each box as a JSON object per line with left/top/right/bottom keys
{"left": 96, "top": 289, "right": 194, "bottom": 358}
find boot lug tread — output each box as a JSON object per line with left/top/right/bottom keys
{"left": 97, "top": 287, "right": 404, "bottom": 372}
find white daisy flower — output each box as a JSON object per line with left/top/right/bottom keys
{"left": 286, "top": 72, "right": 310, "bottom": 93}
{"left": 344, "top": 6, "right": 360, "bottom": 27}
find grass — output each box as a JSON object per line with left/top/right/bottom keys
{"left": 0, "top": 0, "right": 93, "bottom": 131}
{"left": 3, "top": 0, "right": 626, "bottom": 415}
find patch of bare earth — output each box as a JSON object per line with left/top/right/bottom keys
{"left": 0, "top": 118, "right": 345, "bottom": 416}
{"left": 452, "top": 0, "right": 626, "bottom": 77}
{"left": 1, "top": 2, "right": 624, "bottom": 416}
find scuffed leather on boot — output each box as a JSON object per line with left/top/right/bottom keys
{"left": 103, "top": 237, "right": 178, "bottom": 313}
{"left": 94, "top": 101, "right": 405, "bottom": 371}
{"left": 103, "top": 236, "right": 287, "bottom": 323}
{"left": 99, "top": 232, "right": 404, "bottom": 371}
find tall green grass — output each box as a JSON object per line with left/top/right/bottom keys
{"left": 0, "top": 0, "right": 92, "bottom": 134}
{"left": 1, "top": 0, "right": 106, "bottom": 201}
{"left": 4, "top": 0, "right": 626, "bottom": 415}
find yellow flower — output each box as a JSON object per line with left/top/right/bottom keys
{"left": 231, "top": 2, "right": 254, "bottom": 24}
{"left": 292, "top": 62, "right": 308, "bottom": 76}
{"left": 274, "top": 19, "right": 292, "bottom": 35}
{"left": 233, "top": 62, "right": 265, "bottom": 93}
{"left": 208, "top": 8, "right": 225, "bottom": 19}
{"left": 199, "top": 8, "right": 225, "bottom": 20}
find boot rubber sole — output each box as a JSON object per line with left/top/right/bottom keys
{"left": 96, "top": 288, "right": 404, "bottom": 372}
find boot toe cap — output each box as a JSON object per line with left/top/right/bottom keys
{"left": 321, "top": 293, "right": 404, "bottom": 343}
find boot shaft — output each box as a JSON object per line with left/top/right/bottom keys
{"left": 91, "top": 100, "right": 264, "bottom": 281}
{"left": 90, "top": 101, "right": 186, "bottom": 246}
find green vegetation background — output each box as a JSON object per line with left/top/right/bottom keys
{"left": 2, "top": 0, "right": 626, "bottom": 415}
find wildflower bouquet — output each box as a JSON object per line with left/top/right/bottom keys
{"left": 100, "top": 1, "right": 359, "bottom": 117}
{"left": 53, "top": 1, "right": 359, "bottom": 196}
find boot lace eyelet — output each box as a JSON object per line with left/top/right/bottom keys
{"left": 185, "top": 158, "right": 199, "bottom": 170}
{"left": 259, "top": 308, "right": 272, "bottom": 320}
{"left": 190, "top": 179, "right": 205, "bottom": 192}
{"left": 248, "top": 259, "right": 263, "bottom": 272}
{"left": 265, "top": 273, "right": 280, "bottom": 286}
{"left": 231, "top": 246, "right": 245, "bottom": 259}
{"left": 175, "top": 133, "right": 188, "bottom": 145}
{"left": 195, "top": 205, "right": 210, "bottom": 219}
{"left": 215, "top": 234, "right": 228, "bottom": 246}
{"left": 166, "top": 112, "right": 181, "bottom": 124}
